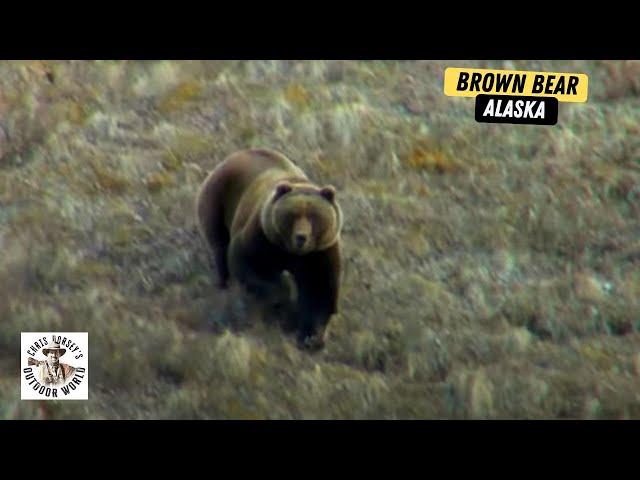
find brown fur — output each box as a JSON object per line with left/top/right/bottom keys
{"left": 196, "top": 148, "right": 343, "bottom": 349}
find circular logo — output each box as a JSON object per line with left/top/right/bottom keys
{"left": 21, "top": 332, "right": 89, "bottom": 400}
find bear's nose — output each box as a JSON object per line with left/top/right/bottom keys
{"left": 295, "top": 234, "right": 307, "bottom": 248}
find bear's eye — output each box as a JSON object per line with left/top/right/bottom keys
{"left": 306, "top": 212, "right": 324, "bottom": 231}
{"left": 282, "top": 212, "right": 297, "bottom": 229}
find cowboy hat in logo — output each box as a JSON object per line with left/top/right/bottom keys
{"left": 38, "top": 339, "right": 76, "bottom": 386}
{"left": 21, "top": 332, "right": 89, "bottom": 400}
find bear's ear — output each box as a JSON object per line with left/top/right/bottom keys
{"left": 274, "top": 182, "right": 292, "bottom": 200}
{"left": 320, "top": 185, "right": 336, "bottom": 202}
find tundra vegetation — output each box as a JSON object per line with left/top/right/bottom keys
{"left": 1, "top": 60, "right": 639, "bottom": 419}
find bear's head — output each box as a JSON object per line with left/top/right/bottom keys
{"left": 261, "top": 181, "right": 343, "bottom": 255}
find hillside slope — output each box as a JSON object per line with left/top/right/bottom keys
{"left": 1, "top": 60, "right": 639, "bottom": 419}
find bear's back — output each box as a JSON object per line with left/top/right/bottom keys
{"left": 228, "top": 148, "right": 305, "bottom": 180}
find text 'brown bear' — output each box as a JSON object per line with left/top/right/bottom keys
{"left": 196, "top": 148, "right": 343, "bottom": 351}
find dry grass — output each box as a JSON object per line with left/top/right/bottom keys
{"left": 1, "top": 60, "right": 639, "bottom": 419}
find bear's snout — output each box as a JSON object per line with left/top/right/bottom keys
{"left": 295, "top": 233, "right": 307, "bottom": 248}
{"left": 291, "top": 216, "right": 312, "bottom": 252}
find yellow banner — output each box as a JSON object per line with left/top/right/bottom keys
{"left": 444, "top": 68, "right": 588, "bottom": 103}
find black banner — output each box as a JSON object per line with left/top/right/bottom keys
{"left": 475, "top": 94, "right": 558, "bottom": 125}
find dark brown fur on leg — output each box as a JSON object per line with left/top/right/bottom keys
{"left": 289, "top": 243, "right": 341, "bottom": 350}
{"left": 196, "top": 169, "right": 231, "bottom": 289}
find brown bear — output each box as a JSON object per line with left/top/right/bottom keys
{"left": 196, "top": 148, "right": 343, "bottom": 350}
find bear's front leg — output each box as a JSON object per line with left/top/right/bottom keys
{"left": 290, "top": 242, "right": 341, "bottom": 350}
{"left": 227, "top": 235, "right": 294, "bottom": 320}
